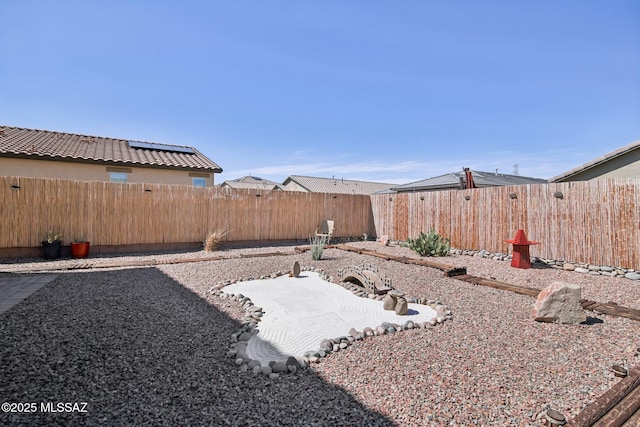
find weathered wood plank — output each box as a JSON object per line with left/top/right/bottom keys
{"left": 453, "top": 274, "right": 541, "bottom": 297}
{"left": 581, "top": 300, "right": 600, "bottom": 310}
{"left": 336, "top": 244, "right": 467, "bottom": 276}
{"left": 590, "top": 303, "right": 640, "bottom": 322}
{"left": 569, "top": 366, "right": 640, "bottom": 427}
{"left": 591, "top": 383, "right": 640, "bottom": 426}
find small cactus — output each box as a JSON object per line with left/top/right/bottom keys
{"left": 400, "top": 229, "right": 450, "bottom": 257}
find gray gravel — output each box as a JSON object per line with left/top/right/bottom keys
{"left": 1, "top": 242, "right": 639, "bottom": 426}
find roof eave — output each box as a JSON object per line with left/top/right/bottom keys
{"left": 550, "top": 142, "right": 640, "bottom": 182}
{"left": 0, "top": 151, "right": 222, "bottom": 173}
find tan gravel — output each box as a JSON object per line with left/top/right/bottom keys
{"left": 1, "top": 241, "right": 639, "bottom": 426}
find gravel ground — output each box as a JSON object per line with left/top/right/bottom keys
{"left": 1, "top": 242, "right": 639, "bottom": 426}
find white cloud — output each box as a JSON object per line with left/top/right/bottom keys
{"left": 219, "top": 147, "right": 593, "bottom": 185}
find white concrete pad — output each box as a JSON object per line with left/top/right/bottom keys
{"left": 223, "top": 272, "right": 438, "bottom": 363}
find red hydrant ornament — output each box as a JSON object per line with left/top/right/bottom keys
{"left": 504, "top": 229, "right": 540, "bottom": 269}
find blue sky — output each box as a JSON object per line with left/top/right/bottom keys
{"left": 1, "top": 1, "right": 639, "bottom": 184}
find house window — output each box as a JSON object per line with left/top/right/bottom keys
{"left": 110, "top": 172, "right": 128, "bottom": 183}
{"left": 192, "top": 177, "right": 206, "bottom": 187}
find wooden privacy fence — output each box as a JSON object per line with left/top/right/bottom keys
{"left": 371, "top": 179, "right": 640, "bottom": 269}
{"left": 2, "top": 176, "right": 639, "bottom": 268}
{"left": 0, "top": 176, "right": 375, "bottom": 248}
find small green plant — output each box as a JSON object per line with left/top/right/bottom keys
{"left": 43, "top": 231, "right": 63, "bottom": 244}
{"left": 400, "top": 229, "right": 450, "bottom": 257}
{"left": 309, "top": 235, "right": 329, "bottom": 260}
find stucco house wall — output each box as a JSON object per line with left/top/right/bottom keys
{"left": 282, "top": 180, "right": 309, "bottom": 192}
{"left": 0, "top": 125, "right": 222, "bottom": 186}
{"left": 550, "top": 140, "right": 640, "bottom": 182}
{"left": 555, "top": 150, "right": 640, "bottom": 181}
{"left": 0, "top": 157, "right": 214, "bottom": 186}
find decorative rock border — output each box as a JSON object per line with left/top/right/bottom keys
{"left": 206, "top": 266, "right": 452, "bottom": 378}
{"left": 450, "top": 248, "right": 640, "bottom": 281}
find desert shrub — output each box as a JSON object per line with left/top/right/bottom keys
{"left": 204, "top": 225, "right": 229, "bottom": 252}
{"left": 309, "top": 235, "right": 329, "bottom": 260}
{"left": 400, "top": 229, "right": 450, "bottom": 257}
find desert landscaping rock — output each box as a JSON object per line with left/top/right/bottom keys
{"left": 382, "top": 294, "right": 396, "bottom": 310}
{"left": 625, "top": 272, "right": 640, "bottom": 281}
{"left": 395, "top": 297, "right": 408, "bottom": 315}
{"left": 1, "top": 242, "right": 639, "bottom": 426}
{"left": 292, "top": 261, "right": 301, "bottom": 278}
{"left": 532, "top": 282, "right": 587, "bottom": 324}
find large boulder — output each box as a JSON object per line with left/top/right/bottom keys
{"left": 532, "top": 282, "right": 586, "bottom": 324}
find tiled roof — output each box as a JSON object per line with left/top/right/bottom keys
{"left": 391, "top": 170, "right": 546, "bottom": 192}
{"left": 549, "top": 140, "right": 640, "bottom": 182}
{"left": 0, "top": 125, "right": 222, "bottom": 172}
{"left": 220, "top": 176, "right": 283, "bottom": 190}
{"left": 283, "top": 175, "right": 395, "bottom": 195}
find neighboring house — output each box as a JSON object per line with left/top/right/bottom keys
{"left": 0, "top": 125, "right": 222, "bottom": 186}
{"left": 219, "top": 175, "right": 283, "bottom": 191}
{"left": 390, "top": 169, "right": 547, "bottom": 193}
{"left": 549, "top": 140, "right": 640, "bottom": 182}
{"left": 282, "top": 175, "right": 395, "bottom": 195}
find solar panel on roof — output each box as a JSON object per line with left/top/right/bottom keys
{"left": 128, "top": 140, "right": 195, "bottom": 154}
{"left": 128, "top": 141, "right": 154, "bottom": 150}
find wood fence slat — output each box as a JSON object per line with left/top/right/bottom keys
{"left": 1, "top": 176, "right": 373, "bottom": 248}
{"left": 2, "top": 176, "right": 640, "bottom": 269}
{"left": 371, "top": 179, "right": 640, "bottom": 269}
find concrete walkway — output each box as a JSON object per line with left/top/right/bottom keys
{"left": 0, "top": 273, "right": 58, "bottom": 315}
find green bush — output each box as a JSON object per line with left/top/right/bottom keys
{"left": 400, "top": 229, "right": 451, "bottom": 257}
{"left": 309, "top": 235, "right": 329, "bottom": 260}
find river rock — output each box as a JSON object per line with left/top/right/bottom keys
{"left": 395, "top": 297, "right": 408, "bottom": 315}
{"left": 286, "top": 356, "right": 301, "bottom": 370}
{"left": 625, "top": 272, "right": 640, "bottom": 281}
{"left": 532, "top": 282, "right": 587, "bottom": 324}
{"left": 382, "top": 294, "right": 396, "bottom": 310}
{"left": 238, "top": 332, "right": 252, "bottom": 341}
{"left": 319, "top": 339, "right": 333, "bottom": 352}
{"left": 260, "top": 366, "right": 272, "bottom": 376}
{"left": 292, "top": 261, "right": 301, "bottom": 278}
{"left": 272, "top": 362, "right": 288, "bottom": 373}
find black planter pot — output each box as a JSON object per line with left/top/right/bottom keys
{"left": 41, "top": 241, "right": 62, "bottom": 259}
